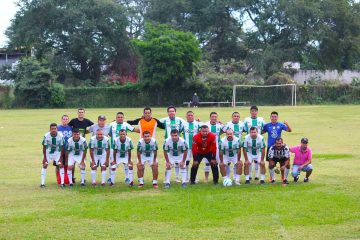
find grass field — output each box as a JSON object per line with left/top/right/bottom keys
{"left": 0, "top": 105, "right": 359, "bottom": 239}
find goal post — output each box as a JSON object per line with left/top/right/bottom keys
{"left": 232, "top": 84, "right": 297, "bottom": 107}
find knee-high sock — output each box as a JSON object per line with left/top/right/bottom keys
{"left": 226, "top": 165, "right": 230, "bottom": 178}
{"left": 285, "top": 168, "right": 289, "bottom": 180}
{"left": 185, "top": 164, "right": 189, "bottom": 180}
{"left": 180, "top": 168, "right": 187, "bottom": 183}
{"left": 67, "top": 170, "right": 73, "bottom": 184}
{"left": 91, "top": 170, "right": 96, "bottom": 183}
{"left": 59, "top": 168, "right": 65, "bottom": 184}
{"left": 254, "top": 162, "right": 259, "bottom": 178}
{"left": 124, "top": 165, "right": 129, "bottom": 179}
{"left": 110, "top": 170, "right": 116, "bottom": 183}
{"left": 270, "top": 168, "right": 275, "bottom": 180}
{"left": 80, "top": 169, "right": 86, "bottom": 184}
{"left": 175, "top": 164, "right": 179, "bottom": 178}
{"left": 165, "top": 169, "right": 172, "bottom": 184}
{"left": 190, "top": 166, "right": 199, "bottom": 183}
{"left": 41, "top": 168, "right": 47, "bottom": 185}
{"left": 204, "top": 164, "right": 210, "bottom": 173}
{"left": 211, "top": 164, "right": 219, "bottom": 184}
{"left": 128, "top": 169, "right": 133, "bottom": 183}
{"left": 101, "top": 170, "right": 106, "bottom": 184}
{"left": 249, "top": 163, "right": 253, "bottom": 178}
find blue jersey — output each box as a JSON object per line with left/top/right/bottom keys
{"left": 262, "top": 122, "right": 288, "bottom": 147}
{"left": 58, "top": 125, "right": 72, "bottom": 148}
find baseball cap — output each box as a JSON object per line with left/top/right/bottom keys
{"left": 98, "top": 115, "right": 106, "bottom": 120}
{"left": 301, "top": 137, "right": 309, "bottom": 144}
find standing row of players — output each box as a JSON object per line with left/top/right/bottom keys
{"left": 40, "top": 106, "right": 313, "bottom": 188}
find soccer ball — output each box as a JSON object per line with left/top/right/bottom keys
{"left": 223, "top": 178, "right": 232, "bottom": 187}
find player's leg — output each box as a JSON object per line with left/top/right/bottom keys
{"left": 190, "top": 155, "right": 202, "bottom": 184}
{"left": 79, "top": 161, "right": 86, "bottom": 186}
{"left": 91, "top": 160, "right": 98, "bottom": 186}
{"left": 67, "top": 156, "right": 75, "bottom": 186}
{"left": 137, "top": 161, "right": 145, "bottom": 188}
{"left": 254, "top": 159, "right": 259, "bottom": 180}
{"left": 279, "top": 160, "right": 289, "bottom": 184}
{"left": 100, "top": 157, "right": 107, "bottom": 186}
{"left": 128, "top": 162, "right": 134, "bottom": 186}
{"left": 268, "top": 159, "right": 276, "bottom": 183}
{"left": 259, "top": 159, "right": 266, "bottom": 184}
{"left": 40, "top": 156, "right": 49, "bottom": 187}
{"left": 56, "top": 155, "right": 65, "bottom": 187}
{"left": 107, "top": 149, "right": 114, "bottom": 183}
{"left": 179, "top": 161, "right": 187, "bottom": 187}
{"left": 245, "top": 156, "right": 253, "bottom": 183}
{"left": 164, "top": 159, "right": 173, "bottom": 188}
{"left": 209, "top": 153, "right": 219, "bottom": 184}
{"left": 219, "top": 161, "right": 227, "bottom": 179}
{"left": 185, "top": 150, "right": 192, "bottom": 182}
{"left": 174, "top": 162, "right": 180, "bottom": 183}
{"left": 285, "top": 161, "right": 290, "bottom": 182}
{"left": 151, "top": 160, "right": 158, "bottom": 188}
{"left": 234, "top": 160, "right": 243, "bottom": 185}
{"left": 109, "top": 164, "right": 117, "bottom": 185}
{"left": 204, "top": 158, "right": 210, "bottom": 183}
{"left": 303, "top": 164, "right": 313, "bottom": 182}
{"left": 292, "top": 164, "right": 300, "bottom": 182}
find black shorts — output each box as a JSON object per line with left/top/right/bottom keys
{"left": 269, "top": 158, "right": 287, "bottom": 164}
{"left": 266, "top": 147, "right": 270, "bottom": 161}
{"left": 193, "top": 152, "right": 215, "bottom": 163}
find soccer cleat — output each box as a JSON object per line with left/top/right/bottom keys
{"left": 282, "top": 179, "right": 289, "bottom": 185}
{"left": 125, "top": 178, "right": 130, "bottom": 184}
{"left": 109, "top": 182, "right": 114, "bottom": 186}
{"left": 304, "top": 178, "right": 309, "bottom": 183}
{"left": 153, "top": 183, "right": 159, "bottom": 189}
{"left": 175, "top": 177, "right": 181, "bottom": 183}
{"left": 245, "top": 180, "right": 250, "bottom": 184}
{"left": 107, "top": 177, "right": 112, "bottom": 183}
{"left": 234, "top": 181, "right": 241, "bottom": 186}
{"left": 101, "top": 183, "right": 106, "bottom": 186}
{"left": 164, "top": 183, "right": 170, "bottom": 189}
{"left": 294, "top": 176, "right": 299, "bottom": 182}
{"left": 138, "top": 184, "right": 144, "bottom": 188}
{"left": 270, "top": 179, "right": 275, "bottom": 184}
{"left": 129, "top": 181, "right": 134, "bottom": 187}
{"left": 249, "top": 177, "right": 252, "bottom": 180}
{"left": 40, "top": 184, "right": 45, "bottom": 188}
{"left": 92, "top": 182, "right": 97, "bottom": 187}
{"left": 254, "top": 177, "right": 259, "bottom": 181}
{"left": 69, "top": 183, "right": 74, "bottom": 187}
{"left": 260, "top": 180, "right": 265, "bottom": 184}
{"left": 60, "top": 184, "right": 66, "bottom": 188}
{"left": 190, "top": 181, "right": 196, "bottom": 185}
{"left": 81, "top": 183, "right": 85, "bottom": 187}
{"left": 181, "top": 183, "right": 187, "bottom": 188}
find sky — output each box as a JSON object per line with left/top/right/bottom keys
{"left": 0, "top": 0, "right": 18, "bottom": 47}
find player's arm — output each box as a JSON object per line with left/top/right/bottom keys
{"left": 284, "top": 121, "right": 292, "bottom": 132}
{"left": 153, "top": 150, "right": 157, "bottom": 163}
{"left": 154, "top": 118, "right": 165, "bottom": 129}
{"left": 242, "top": 143, "right": 249, "bottom": 163}
{"left": 219, "top": 149, "right": 224, "bottom": 163}
{"left": 127, "top": 118, "right": 141, "bottom": 125}
{"left": 89, "top": 147, "right": 96, "bottom": 167}
{"left": 65, "top": 149, "right": 69, "bottom": 166}
{"left": 237, "top": 147, "right": 242, "bottom": 162}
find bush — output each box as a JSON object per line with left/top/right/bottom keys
{"left": 266, "top": 72, "right": 294, "bottom": 85}
{"left": 50, "top": 83, "right": 65, "bottom": 107}
{"left": 0, "top": 86, "right": 14, "bottom": 109}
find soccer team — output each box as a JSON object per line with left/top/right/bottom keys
{"left": 40, "top": 106, "right": 314, "bottom": 188}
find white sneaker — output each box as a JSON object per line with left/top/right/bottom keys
{"left": 234, "top": 181, "right": 241, "bottom": 185}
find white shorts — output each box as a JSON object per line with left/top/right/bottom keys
{"left": 138, "top": 156, "right": 156, "bottom": 166}
{"left": 111, "top": 156, "right": 128, "bottom": 169}
{"left": 68, "top": 154, "right": 82, "bottom": 166}
{"left": 168, "top": 156, "right": 183, "bottom": 166}
{"left": 46, "top": 152, "right": 61, "bottom": 165}
{"left": 92, "top": 155, "right": 107, "bottom": 167}
{"left": 224, "top": 156, "right": 237, "bottom": 165}
{"left": 248, "top": 154, "right": 261, "bottom": 164}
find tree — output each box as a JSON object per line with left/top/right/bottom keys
{"left": 134, "top": 24, "right": 201, "bottom": 103}
{"left": 6, "top": 0, "right": 130, "bottom": 84}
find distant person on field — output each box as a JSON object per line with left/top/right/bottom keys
{"left": 40, "top": 123, "right": 65, "bottom": 188}
{"left": 191, "top": 93, "right": 199, "bottom": 107}
{"left": 290, "top": 137, "right": 313, "bottom": 183}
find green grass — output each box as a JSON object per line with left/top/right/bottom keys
{"left": 0, "top": 105, "right": 359, "bottom": 239}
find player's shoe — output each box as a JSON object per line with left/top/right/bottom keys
{"left": 92, "top": 182, "right": 97, "bottom": 187}
{"left": 260, "top": 180, "right": 265, "bottom": 184}
{"left": 125, "top": 178, "right": 130, "bottom": 184}
{"left": 234, "top": 181, "right": 241, "bottom": 185}
{"left": 60, "top": 184, "right": 66, "bottom": 188}
{"left": 129, "top": 181, "right": 134, "bottom": 187}
{"left": 138, "top": 184, "right": 144, "bottom": 188}
{"left": 153, "top": 183, "right": 158, "bottom": 189}
{"left": 164, "top": 183, "right": 170, "bottom": 189}
{"left": 190, "top": 181, "right": 196, "bottom": 185}
{"left": 294, "top": 176, "right": 299, "bottom": 182}
{"left": 249, "top": 177, "right": 252, "bottom": 180}
{"left": 69, "top": 183, "right": 74, "bottom": 187}
{"left": 175, "top": 177, "right": 181, "bottom": 183}
{"left": 81, "top": 183, "right": 85, "bottom": 187}
{"left": 255, "top": 177, "right": 259, "bottom": 181}
{"left": 270, "top": 179, "right": 275, "bottom": 184}
{"left": 282, "top": 179, "right": 289, "bottom": 185}
{"left": 107, "top": 177, "right": 112, "bottom": 183}
{"left": 245, "top": 180, "right": 250, "bottom": 184}
{"left": 109, "top": 182, "right": 114, "bottom": 186}
{"left": 40, "top": 184, "right": 45, "bottom": 188}
{"left": 304, "top": 177, "right": 309, "bottom": 183}
{"left": 181, "top": 183, "right": 187, "bottom": 188}
{"left": 101, "top": 183, "right": 106, "bottom": 186}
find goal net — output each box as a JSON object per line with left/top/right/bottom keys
{"left": 232, "top": 84, "right": 297, "bottom": 107}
